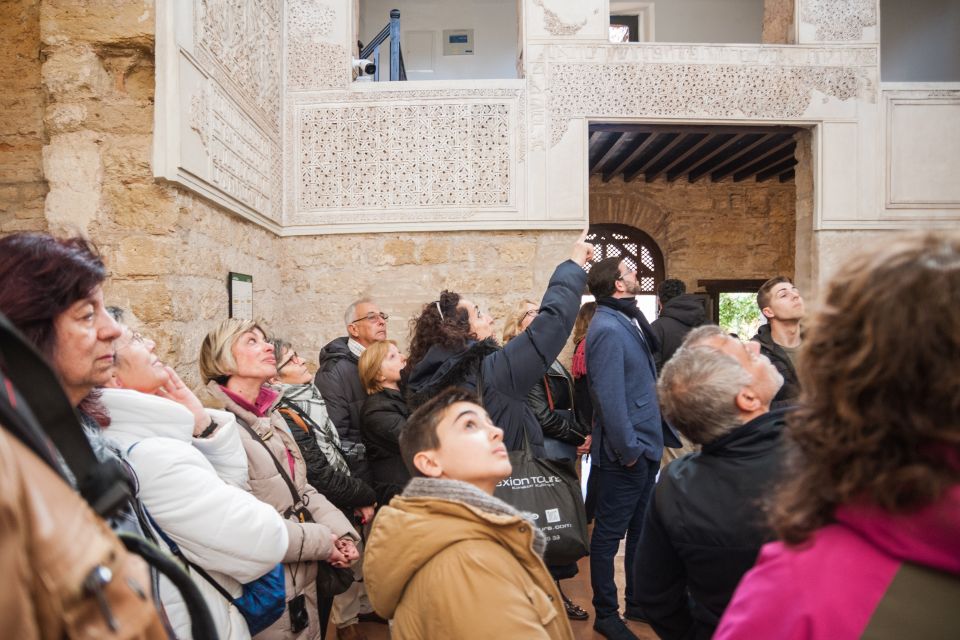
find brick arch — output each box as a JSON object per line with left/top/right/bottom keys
{"left": 585, "top": 223, "right": 664, "bottom": 294}
{"left": 589, "top": 190, "right": 669, "bottom": 265}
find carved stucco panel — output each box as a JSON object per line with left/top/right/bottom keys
{"left": 195, "top": 0, "right": 282, "bottom": 135}
{"left": 532, "top": 0, "right": 591, "bottom": 36}
{"left": 801, "top": 0, "right": 877, "bottom": 42}
{"left": 547, "top": 62, "right": 873, "bottom": 145}
{"left": 295, "top": 100, "right": 514, "bottom": 211}
{"left": 192, "top": 81, "right": 281, "bottom": 221}
{"left": 285, "top": 0, "right": 349, "bottom": 91}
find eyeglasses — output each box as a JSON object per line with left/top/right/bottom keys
{"left": 523, "top": 309, "right": 538, "bottom": 319}
{"left": 350, "top": 312, "right": 389, "bottom": 324}
{"left": 616, "top": 267, "right": 637, "bottom": 281}
{"left": 277, "top": 351, "right": 300, "bottom": 372}
{"left": 116, "top": 331, "right": 145, "bottom": 351}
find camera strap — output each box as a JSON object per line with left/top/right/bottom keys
{"left": 0, "top": 312, "right": 131, "bottom": 517}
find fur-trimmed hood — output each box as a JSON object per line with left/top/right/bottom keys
{"left": 405, "top": 338, "right": 500, "bottom": 410}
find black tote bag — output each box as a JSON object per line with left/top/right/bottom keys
{"left": 493, "top": 438, "right": 590, "bottom": 566}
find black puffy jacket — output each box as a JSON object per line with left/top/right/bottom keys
{"left": 405, "top": 260, "right": 587, "bottom": 457}
{"left": 359, "top": 388, "right": 411, "bottom": 506}
{"left": 526, "top": 361, "right": 589, "bottom": 446}
{"left": 751, "top": 324, "right": 800, "bottom": 409}
{"left": 314, "top": 337, "right": 365, "bottom": 444}
{"left": 278, "top": 403, "right": 376, "bottom": 511}
{"left": 633, "top": 409, "right": 788, "bottom": 640}
{"left": 650, "top": 294, "right": 707, "bottom": 374}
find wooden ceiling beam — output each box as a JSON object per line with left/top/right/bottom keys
{"left": 602, "top": 132, "right": 654, "bottom": 182}
{"left": 665, "top": 133, "right": 737, "bottom": 181}
{"left": 589, "top": 132, "right": 623, "bottom": 174}
{"left": 688, "top": 134, "right": 765, "bottom": 183}
{"left": 757, "top": 157, "right": 799, "bottom": 182}
{"left": 644, "top": 133, "right": 709, "bottom": 182}
{"left": 593, "top": 132, "right": 635, "bottom": 175}
{"left": 731, "top": 140, "right": 797, "bottom": 182}
{"left": 624, "top": 133, "right": 681, "bottom": 182}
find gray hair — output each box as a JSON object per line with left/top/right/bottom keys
{"left": 682, "top": 324, "right": 728, "bottom": 348}
{"left": 344, "top": 297, "right": 373, "bottom": 328}
{"left": 658, "top": 343, "right": 750, "bottom": 445}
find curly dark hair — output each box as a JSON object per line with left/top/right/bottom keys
{"left": 770, "top": 232, "right": 960, "bottom": 545}
{"left": 406, "top": 290, "right": 475, "bottom": 374}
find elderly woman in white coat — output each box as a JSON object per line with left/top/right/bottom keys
{"left": 100, "top": 314, "right": 288, "bottom": 640}
{"left": 200, "top": 318, "right": 360, "bottom": 640}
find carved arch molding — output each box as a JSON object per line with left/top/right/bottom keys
{"left": 154, "top": 0, "right": 877, "bottom": 235}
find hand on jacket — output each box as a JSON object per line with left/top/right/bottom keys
{"left": 354, "top": 505, "right": 375, "bottom": 526}
{"left": 570, "top": 227, "right": 594, "bottom": 267}
{"left": 577, "top": 434, "right": 592, "bottom": 455}
{"left": 157, "top": 366, "right": 212, "bottom": 435}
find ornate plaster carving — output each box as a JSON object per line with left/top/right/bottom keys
{"left": 801, "top": 0, "right": 877, "bottom": 41}
{"left": 295, "top": 101, "right": 513, "bottom": 211}
{"left": 195, "top": 0, "right": 282, "bottom": 134}
{"left": 285, "top": 1, "right": 349, "bottom": 91}
{"left": 287, "top": 41, "right": 350, "bottom": 91}
{"left": 192, "top": 81, "right": 281, "bottom": 220}
{"left": 532, "top": 0, "right": 595, "bottom": 36}
{"left": 546, "top": 62, "right": 872, "bottom": 145}
{"left": 287, "top": 0, "right": 335, "bottom": 39}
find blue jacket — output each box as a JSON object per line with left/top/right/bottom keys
{"left": 587, "top": 304, "right": 680, "bottom": 466}
{"left": 406, "top": 260, "right": 587, "bottom": 457}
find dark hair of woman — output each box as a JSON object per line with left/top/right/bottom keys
{"left": 0, "top": 233, "right": 108, "bottom": 358}
{"left": 406, "top": 290, "right": 475, "bottom": 374}
{"left": 0, "top": 233, "right": 111, "bottom": 425}
{"left": 770, "top": 232, "right": 960, "bottom": 545}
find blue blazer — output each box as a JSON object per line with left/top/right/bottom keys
{"left": 586, "top": 305, "right": 680, "bottom": 466}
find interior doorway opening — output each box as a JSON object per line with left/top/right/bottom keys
{"left": 588, "top": 122, "right": 812, "bottom": 332}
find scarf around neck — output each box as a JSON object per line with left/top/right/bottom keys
{"left": 402, "top": 477, "right": 547, "bottom": 557}
{"left": 277, "top": 383, "right": 349, "bottom": 474}
{"left": 596, "top": 296, "right": 660, "bottom": 352}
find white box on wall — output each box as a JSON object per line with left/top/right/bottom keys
{"left": 443, "top": 29, "right": 475, "bottom": 55}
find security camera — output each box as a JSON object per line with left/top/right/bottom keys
{"left": 352, "top": 58, "right": 376, "bottom": 76}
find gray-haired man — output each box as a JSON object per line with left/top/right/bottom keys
{"left": 315, "top": 298, "right": 389, "bottom": 444}
{"left": 632, "top": 325, "right": 787, "bottom": 640}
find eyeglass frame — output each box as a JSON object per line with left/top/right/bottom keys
{"left": 277, "top": 351, "right": 301, "bottom": 373}
{"left": 349, "top": 312, "right": 389, "bottom": 325}
{"left": 116, "top": 331, "right": 146, "bottom": 351}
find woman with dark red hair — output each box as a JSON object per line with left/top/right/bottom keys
{"left": 0, "top": 232, "right": 121, "bottom": 447}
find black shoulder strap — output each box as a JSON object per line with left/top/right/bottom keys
{"left": 0, "top": 312, "right": 131, "bottom": 517}
{"left": 235, "top": 415, "right": 304, "bottom": 510}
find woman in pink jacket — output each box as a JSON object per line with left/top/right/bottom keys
{"left": 715, "top": 232, "right": 960, "bottom": 640}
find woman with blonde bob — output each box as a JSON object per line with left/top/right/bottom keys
{"left": 200, "top": 319, "right": 360, "bottom": 640}
{"left": 358, "top": 340, "right": 411, "bottom": 505}
{"left": 715, "top": 232, "right": 960, "bottom": 640}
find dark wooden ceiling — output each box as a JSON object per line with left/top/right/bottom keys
{"left": 589, "top": 124, "right": 802, "bottom": 184}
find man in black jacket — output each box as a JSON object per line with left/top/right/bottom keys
{"left": 649, "top": 279, "right": 707, "bottom": 374}
{"left": 633, "top": 325, "right": 787, "bottom": 640}
{"left": 751, "top": 276, "right": 804, "bottom": 408}
{"left": 316, "top": 298, "right": 389, "bottom": 444}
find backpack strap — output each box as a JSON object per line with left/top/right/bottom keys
{"left": 143, "top": 509, "right": 235, "bottom": 605}
{"left": 278, "top": 406, "right": 310, "bottom": 433}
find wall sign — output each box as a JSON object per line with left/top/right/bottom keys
{"left": 228, "top": 272, "right": 253, "bottom": 319}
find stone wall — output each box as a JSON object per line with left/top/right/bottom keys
{"left": 0, "top": 0, "right": 46, "bottom": 233}
{"left": 36, "top": 0, "right": 286, "bottom": 390}
{"left": 589, "top": 172, "right": 797, "bottom": 292}
{"left": 13, "top": 0, "right": 580, "bottom": 390}
{"left": 280, "top": 230, "right": 576, "bottom": 368}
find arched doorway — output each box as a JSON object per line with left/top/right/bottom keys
{"left": 585, "top": 223, "right": 664, "bottom": 320}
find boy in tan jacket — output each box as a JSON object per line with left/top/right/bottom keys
{"left": 364, "top": 387, "right": 575, "bottom": 640}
